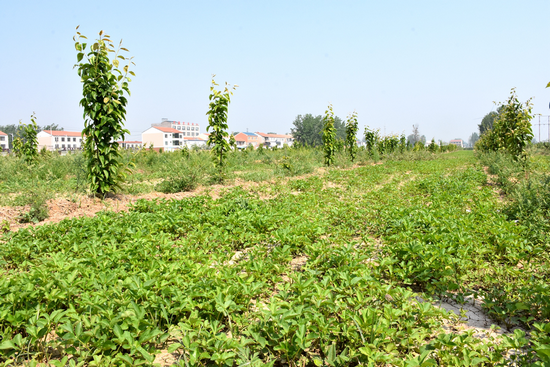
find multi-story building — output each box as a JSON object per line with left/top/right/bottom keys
{"left": 141, "top": 126, "right": 184, "bottom": 151}
{"left": 153, "top": 118, "right": 200, "bottom": 137}
{"left": 255, "top": 132, "right": 294, "bottom": 148}
{"left": 37, "top": 130, "right": 84, "bottom": 151}
{"left": 449, "top": 139, "right": 464, "bottom": 148}
{"left": 0, "top": 131, "right": 8, "bottom": 150}
{"left": 233, "top": 132, "right": 262, "bottom": 149}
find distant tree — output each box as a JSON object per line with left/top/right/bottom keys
{"left": 407, "top": 124, "right": 421, "bottom": 145}
{"left": 469, "top": 132, "right": 479, "bottom": 147}
{"left": 291, "top": 113, "right": 346, "bottom": 147}
{"left": 479, "top": 111, "right": 498, "bottom": 135}
{"left": 420, "top": 135, "right": 426, "bottom": 144}
{"left": 40, "top": 124, "right": 64, "bottom": 132}
{"left": 291, "top": 114, "right": 323, "bottom": 146}
{"left": 333, "top": 116, "right": 346, "bottom": 141}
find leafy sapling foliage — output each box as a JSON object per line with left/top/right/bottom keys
{"left": 345, "top": 111, "right": 359, "bottom": 162}
{"left": 206, "top": 75, "right": 237, "bottom": 173}
{"left": 73, "top": 27, "right": 135, "bottom": 196}
{"left": 13, "top": 112, "right": 39, "bottom": 165}
{"left": 364, "top": 126, "right": 379, "bottom": 156}
{"left": 477, "top": 88, "right": 534, "bottom": 161}
{"left": 322, "top": 104, "right": 336, "bottom": 166}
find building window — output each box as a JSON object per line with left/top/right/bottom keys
{"left": 0, "top": 137, "right": 4, "bottom": 141}
{"left": 165, "top": 134, "right": 168, "bottom": 138}
{"left": 55, "top": 144, "right": 59, "bottom": 148}
{"left": 62, "top": 144, "right": 65, "bottom": 148}
{"left": 61, "top": 137, "right": 65, "bottom": 142}
{"left": 165, "top": 141, "right": 168, "bottom": 145}
{"left": 55, "top": 137, "right": 59, "bottom": 142}
{"left": 73, "top": 138, "right": 76, "bottom": 142}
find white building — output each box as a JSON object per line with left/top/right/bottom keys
{"left": 118, "top": 141, "right": 143, "bottom": 149}
{"left": 153, "top": 119, "right": 200, "bottom": 137}
{"left": 256, "top": 132, "right": 294, "bottom": 148}
{"left": 141, "top": 126, "right": 185, "bottom": 151}
{"left": 0, "top": 131, "right": 7, "bottom": 150}
{"left": 449, "top": 139, "right": 464, "bottom": 148}
{"left": 37, "top": 130, "right": 83, "bottom": 151}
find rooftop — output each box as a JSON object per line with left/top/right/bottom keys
{"left": 42, "top": 130, "right": 82, "bottom": 137}
{"left": 152, "top": 126, "right": 181, "bottom": 134}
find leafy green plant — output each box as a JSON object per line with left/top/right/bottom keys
{"left": 477, "top": 88, "right": 534, "bottom": 161}
{"left": 73, "top": 27, "right": 135, "bottom": 196}
{"left": 345, "top": 111, "right": 359, "bottom": 162}
{"left": 322, "top": 104, "right": 336, "bottom": 166}
{"left": 206, "top": 75, "right": 237, "bottom": 176}
{"left": 0, "top": 220, "right": 9, "bottom": 233}
{"left": 13, "top": 112, "right": 39, "bottom": 165}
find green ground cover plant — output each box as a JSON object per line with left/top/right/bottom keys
{"left": 1, "top": 150, "right": 550, "bottom": 365}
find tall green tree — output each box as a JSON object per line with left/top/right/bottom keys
{"left": 74, "top": 27, "right": 135, "bottom": 196}
{"left": 206, "top": 76, "right": 237, "bottom": 172}
{"left": 322, "top": 104, "right": 336, "bottom": 166}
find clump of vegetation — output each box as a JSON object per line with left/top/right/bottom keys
{"left": 156, "top": 172, "right": 200, "bottom": 193}
{"left": 0, "top": 220, "right": 9, "bottom": 233}
{"left": 74, "top": 27, "right": 135, "bottom": 196}
{"left": 476, "top": 88, "right": 534, "bottom": 161}
{"left": 13, "top": 113, "right": 39, "bottom": 165}
{"left": 18, "top": 191, "right": 49, "bottom": 223}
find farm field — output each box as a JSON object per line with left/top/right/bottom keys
{"left": 1, "top": 149, "right": 550, "bottom": 366}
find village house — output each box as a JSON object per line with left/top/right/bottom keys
{"left": 255, "top": 132, "right": 294, "bottom": 148}
{"left": 232, "top": 132, "right": 262, "bottom": 149}
{"left": 449, "top": 139, "right": 464, "bottom": 148}
{"left": 141, "top": 126, "right": 184, "bottom": 151}
{"left": 0, "top": 131, "right": 7, "bottom": 150}
{"left": 37, "top": 130, "right": 84, "bottom": 151}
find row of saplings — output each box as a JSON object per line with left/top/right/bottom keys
{"left": 10, "top": 27, "right": 456, "bottom": 198}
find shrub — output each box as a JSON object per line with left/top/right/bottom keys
{"left": 18, "top": 191, "right": 49, "bottom": 223}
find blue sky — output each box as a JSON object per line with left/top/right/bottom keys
{"left": 1, "top": 0, "right": 549, "bottom": 142}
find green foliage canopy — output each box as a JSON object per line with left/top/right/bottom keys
{"left": 291, "top": 114, "right": 345, "bottom": 146}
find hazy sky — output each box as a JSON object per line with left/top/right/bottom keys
{"left": 1, "top": 0, "right": 550, "bottom": 142}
